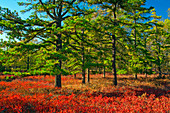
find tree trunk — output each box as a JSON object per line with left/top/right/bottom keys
{"left": 158, "top": 41, "right": 162, "bottom": 78}
{"left": 134, "top": 73, "right": 137, "bottom": 79}
{"left": 156, "top": 26, "right": 162, "bottom": 78}
{"left": 55, "top": 72, "right": 61, "bottom": 87}
{"left": 158, "top": 56, "right": 162, "bottom": 78}
{"left": 99, "top": 67, "right": 102, "bottom": 74}
{"left": 87, "top": 68, "right": 90, "bottom": 83}
{"left": 103, "top": 66, "right": 105, "bottom": 78}
{"left": 112, "top": 34, "right": 117, "bottom": 86}
{"left": 54, "top": 56, "right": 62, "bottom": 87}
{"left": 144, "top": 36, "right": 147, "bottom": 78}
{"left": 112, "top": 9, "right": 117, "bottom": 86}
{"left": 54, "top": 20, "right": 62, "bottom": 87}
{"left": 74, "top": 74, "right": 76, "bottom": 79}
{"left": 27, "top": 56, "right": 29, "bottom": 72}
{"left": 134, "top": 18, "right": 138, "bottom": 79}
{"left": 145, "top": 68, "right": 147, "bottom": 78}
{"left": 95, "top": 67, "right": 97, "bottom": 74}
{"left": 55, "top": 43, "right": 62, "bottom": 87}
{"left": 82, "top": 29, "right": 85, "bottom": 84}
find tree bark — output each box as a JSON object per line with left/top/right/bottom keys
{"left": 134, "top": 18, "right": 138, "bottom": 79}
{"left": 87, "top": 68, "right": 90, "bottom": 83}
{"left": 156, "top": 26, "right": 162, "bottom": 78}
{"left": 99, "top": 67, "right": 102, "bottom": 74}
{"left": 103, "top": 66, "right": 105, "bottom": 78}
{"left": 74, "top": 74, "right": 76, "bottom": 79}
{"left": 145, "top": 68, "right": 147, "bottom": 78}
{"left": 27, "top": 56, "right": 29, "bottom": 72}
{"left": 158, "top": 54, "right": 162, "bottom": 78}
{"left": 82, "top": 29, "right": 85, "bottom": 84}
{"left": 144, "top": 36, "right": 147, "bottom": 78}
{"left": 112, "top": 8, "right": 117, "bottom": 86}
{"left": 112, "top": 34, "right": 117, "bottom": 86}
{"left": 54, "top": 19, "right": 62, "bottom": 87}
{"left": 54, "top": 33, "right": 62, "bottom": 87}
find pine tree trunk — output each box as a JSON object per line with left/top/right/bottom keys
{"left": 145, "top": 68, "right": 147, "bottom": 78}
{"left": 95, "top": 67, "right": 97, "bottom": 74}
{"left": 158, "top": 56, "right": 162, "bottom": 78}
{"left": 112, "top": 9, "right": 117, "bottom": 86}
{"left": 82, "top": 29, "right": 85, "bottom": 84}
{"left": 103, "top": 66, "right": 105, "bottom": 78}
{"left": 144, "top": 36, "right": 147, "bottom": 78}
{"left": 27, "top": 56, "right": 29, "bottom": 72}
{"left": 74, "top": 74, "right": 76, "bottom": 79}
{"left": 99, "top": 67, "right": 102, "bottom": 74}
{"left": 156, "top": 26, "right": 162, "bottom": 78}
{"left": 134, "top": 18, "right": 138, "bottom": 79}
{"left": 55, "top": 43, "right": 62, "bottom": 87}
{"left": 112, "top": 34, "right": 117, "bottom": 86}
{"left": 158, "top": 42, "right": 162, "bottom": 78}
{"left": 55, "top": 72, "right": 61, "bottom": 87}
{"left": 54, "top": 20, "right": 62, "bottom": 87}
{"left": 87, "top": 68, "right": 90, "bottom": 83}
{"left": 134, "top": 73, "right": 137, "bottom": 79}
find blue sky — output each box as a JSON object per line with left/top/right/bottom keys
{"left": 145, "top": 0, "right": 170, "bottom": 19}
{"left": 0, "top": 0, "right": 170, "bottom": 41}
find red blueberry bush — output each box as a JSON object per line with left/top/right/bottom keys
{"left": 0, "top": 74, "right": 169, "bottom": 113}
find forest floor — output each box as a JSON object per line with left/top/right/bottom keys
{"left": 0, "top": 73, "right": 169, "bottom": 112}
